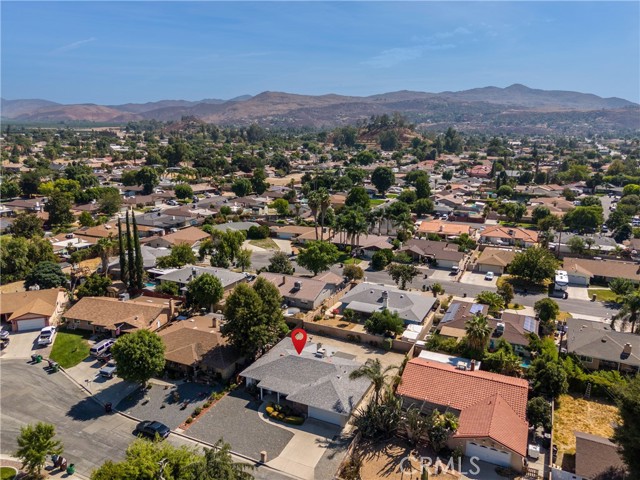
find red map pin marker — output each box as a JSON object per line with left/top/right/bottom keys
{"left": 291, "top": 328, "right": 307, "bottom": 355}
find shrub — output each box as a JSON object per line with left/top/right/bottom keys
{"left": 192, "top": 406, "right": 203, "bottom": 417}
{"left": 203, "top": 401, "right": 211, "bottom": 408}
{"left": 185, "top": 417, "right": 193, "bottom": 424}
{"left": 383, "top": 338, "right": 393, "bottom": 351}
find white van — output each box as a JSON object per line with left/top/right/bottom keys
{"left": 90, "top": 338, "right": 115, "bottom": 358}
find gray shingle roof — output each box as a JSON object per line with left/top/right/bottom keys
{"left": 157, "top": 265, "right": 247, "bottom": 288}
{"left": 566, "top": 317, "right": 640, "bottom": 367}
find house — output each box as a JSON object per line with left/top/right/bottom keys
{"left": 63, "top": 296, "right": 175, "bottom": 335}
{"left": 145, "top": 226, "right": 210, "bottom": 249}
{"left": 158, "top": 314, "right": 243, "bottom": 381}
{"left": 399, "top": 239, "right": 466, "bottom": 269}
{"left": 240, "top": 337, "right": 371, "bottom": 426}
{"left": 563, "top": 257, "right": 640, "bottom": 286}
{"left": 476, "top": 248, "right": 517, "bottom": 274}
{"left": 0, "top": 289, "right": 68, "bottom": 332}
{"left": 258, "top": 272, "right": 336, "bottom": 310}
{"left": 550, "top": 233, "right": 619, "bottom": 255}
{"left": 479, "top": 225, "right": 538, "bottom": 247}
{"left": 417, "top": 220, "right": 476, "bottom": 240}
{"left": 565, "top": 317, "right": 640, "bottom": 373}
{"left": 271, "top": 225, "right": 317, "bottom": 240}
{"left": 209, "top": 221, "right": 260, "bottom": 233}
{"left": 574, "top": 431, "right": 626, "bottom": 479}
{"left": 351, "top": 235, "right": 393, "bottom": 259}
{"left": 156, "top": 265, "right": 247, "bottom": 292}
{"left": 340, "top": 282, "right": 437, "bottom": 325}
{"left": 397, "top": 358, "right": 529, "bottom": 472}
{"left": 469, "top": 165, "right": 492, "bottom": 178}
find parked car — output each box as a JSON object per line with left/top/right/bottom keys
{"left": 450, "top": 266, "right": 459, "bottom": 275}
{"left": 37, "top": 326, "right": 56, "bottom": 346}
{"left": 0, "top": 338, "right": 9, "bottom": 350}
{"left": 166, "top": 200, "right": 178, "bottom": 206}
{"left": 484, "top": 271, "right": 495, "bottom": 280}
{"left": 99, "top": 360, "right": 117, "bottom": 378}
{"left": 136, "top": 421, "right": 170, "bottom": 439}
{"left": 0, "top": 330, "right": 9, "bottom": 340}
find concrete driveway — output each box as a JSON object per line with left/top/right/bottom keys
{"left": 428, "top": 268, "right": 458, "bottom": 281}
{"left": 460, "top": 272, "right": 498, "bottom": 288}
{"left": 566, "top": 285, "right": 590, "bottom": 301}
{"left": 0, "top": 330, "right": 48, "bottom": 360}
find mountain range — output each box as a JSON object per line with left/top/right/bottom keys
{"left": 2, "top": 84, "right": 638, "bottom": 134}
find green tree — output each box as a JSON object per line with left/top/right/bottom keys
{"left": 95, "top": 235, "right": 116, "bottom": 276}
{"left": 210, "top": 230, "right": 246, "bottom": 268}
{"left": 24, "top": 261, "right": 67, "bottom": 289}
{"left": 483, "top": 339, "right": 522, "bottom": 376}
{"left": 364, "top": 309, "right": 405, "bottom": 337}
{"left": 387, "top": 262, "right": 419, "bottom": 290}
{"left": 412, "top": 198, "right": 434, "bottom": 217}
{"left": 76, "top": 274, "right": 112, "bottom": 299}
{"left": 613, "top": 376, "right": 640, "bottom": 479}
{"left": 271, "top": 198, "right": 290, "bottom": 217}
{"left": 15, "top": 422, "right": 63, "bottom": 477}
{"left": 371, "top": 167, "right": 395, "bottom": 195}
{"left": 345, "top": 186, "right": 371, "bottom": 210}
{"left": 475, "top": 291, "right": 505, "bottom": 314}
{"left": 609, "top": 278, "right": 634, "bottom": 297}
{"left": 10, "top": 213, "right": 44, "bottom": 238}
{"left": 45, "top": 190, "right": 74, "bottom": 227}
{"left": 567, "top": 236, "right": 586, "bottom": 254}
{"left": 415, "top": 176, "right": 431, "bottom": 199}
{"left": 442, "top": 170, "right": 454, "bottom": 181}
{"left": 189, "top": 440, "right": 255, "bottom": 480}
{"left": 343, "top": 264, "right": 364, "bottom": 282}
{"left": 464, "top": 313, "right": 493, "bottom": 352}
{"left": 563, "top": 206, "right": 604, "bottom": 232}
{"left": 427, "top": 410, "right": 459, "bottom": 452}
{"left": 296, "top": 240, "right": 340, "bottom": 276}
{"left": 371, "top": 249, "right": 393, "bottom": 271}
{"left": 531, "top": 206, "right": 551, "bottom": 223}
{"left": 132, "top": 215, "right": 144, "bottom": 290}
{"left": 528, "top": 359, "right": 568, "bottom": 399}
{"left": 349, "top": 358, "right": 398, "bottom": 404}
{"left": 155, "top": 281, "right": 179, "bottom": 296}
{"left": 266, "top": 251, "right": 294, "bottom": 275}
{"left": 526, "top": 397, "right": 552, "bottom": 431}
{"left": 111, "top": 330, "right": 165, "bottom": 385}
{"left": 78, "top": 211, "right": 96, "bottom": 227}
{"left": 496, "top": 282, "right": 514, "bottom": 306}
{"left": 534, "top": 297, "right": 559, "bottom": 323}
{"left": 455, "top": 233, "right": 476, "bottom": 252}
{"left": 508, "top": 246, "right": 558, "bottom": 284}
{"left": 611, "top": 291, "right": 640, "bottom": 334}
{"left": 1, "top": 180, "right": 21, "bottom": 199}
{"left": 235, "top": 248, "right": 252, "bottom": 272}
{"left": 157, "top": 243, "right": 197, "bottom": 268}
{"left": 118, "top": 219, "right": 128, "bottom": 286}
{"left": 98, "top": 188, "right": 122, "bottom": 216}
{"left": 186, "top": 273, "right": 224, "bottom": 312}
{"left": 231, "top": 178, "right": 252, "bottom": 197}
{"left": 135, "top": 166, "right": 160, "bottom": 195}
{"left": 502, "top": 202, "right": 527, "bottom": 223}
{"left": 174, "top": 183, "right": 194, "bottom": 199}
{"left": 497, "top": 185, "right": 513, "bottom": 198}
{"left": 221, "top": 278, "right": 287, "bottom": 358}
{"left": 251, "top": 167, "right": 269, "bottom": 195}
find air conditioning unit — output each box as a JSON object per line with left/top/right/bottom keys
{"left": 496, "top": 322, "right": 505, "bottom": 335}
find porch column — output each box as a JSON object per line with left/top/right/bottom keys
{"left": 277, "top": 392, "right": 280, "bottom": 403}
{"left": 260, "top": 387, "right": 263, "bottom": 400}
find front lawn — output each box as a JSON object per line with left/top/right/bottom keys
{"left": 337, "top": 253, "right": 362, "bottom": 265}
{"left": 249, "top": 238, "right": 279, "bottom": 250}
{"left": 49, "top": 328, "right": 91, "bottom": 368}
{"left": 370, "top": 199, "right": 385, "bottom": 206}
{"left": 0, "top": 467, "right": 16, "bottom": 480}
{"left": 588, "top": 288, "right": 618, "bottom": 302}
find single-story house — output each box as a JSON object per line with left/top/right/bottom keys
{"left": 0, "top": 288, "right": 68, "bottom": 332}
{"left": 550, "top": 233, "right": 620, "bottom": 255}
{"left": 271, "top": 225, "right": 317, "bottom": 240}
{"left": 417, "top": 220, "right": 477, "bottom": 240}
{"left": 134, "top": 212, "right": 194, "bottom": 231}
{"left": 158, "top": 314, "right": 243, "bottom": 381}
{"left": 479, "top": 226, "right": 538, "bottom": 248}
{"left": 476, "top": 247, "right": 517, "bottom": 275}
{"left": 63, "top": 296, "right": 175, "bottom": 335}
{"left": 400, "top": 239, "right": 466, "bottom": 269}
{"left": 156, "top": 265, "right": 247, "bottom": 292}
{"left": 145, "top": 226, "right": 210, "bottom": 249}
{"left": 397, "top": 358, "right": 529, "bottom": 472}
{"left": 340, "top": 282, "right": 437, "bottom": 325}
{"left": 574, "top": 431, "right": 626, "bottom": 480}
{"left": 240, "top": 337, "right": 371, "bottom": 426}
{"left": 258, "top": 272, "right": 336, "bottom": 311}
{"left": 209, "top": 221, "right": 260, "bottom": 233}
{"left": 563, "top": 257, "right": 640, "bottom": 286}
{"left": 565, "top": 317, "right": 640, "bottom": 373}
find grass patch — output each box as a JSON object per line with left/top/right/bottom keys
{"left": 496, "top": 274, "right": 549, "bottom": 293}
{"left": 0, "top": 467, "right": 16, "bottom": 480}
{"left": 507, "top": 303, "right": 525, "bottom": 310}
{"left": 588, "top": 288, "right": 619, "bottom": 302}
{"left": 553, "top": 394, "right": 619, "bottom": 467}
{"left": 557, "top": 311, "right": 573, "bottom": 322}
{"left": 249, "top": 238, "right": 279, "bottom": 250}
{"left": 370, "top": 199, "right": 385, "bottom": 206}
{"left": 337, "top": 253, "right": 362, "bottom": 265}
{"left": 385, "top": 194, "right": 398, "bottom": 199}
{"left": 50, "top": 328, "right": 91, "bottom": 368}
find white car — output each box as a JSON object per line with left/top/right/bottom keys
{"left": 37, "top": 326, "right": 56, "bottom": 346}
{"left": 484, "top": 272, "right": 495, "bottom": 280}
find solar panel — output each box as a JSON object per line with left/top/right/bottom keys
{"left": 523, "top": 316, "right": 536, "bottom": 333}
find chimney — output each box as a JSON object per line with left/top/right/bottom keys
{"left": 508, "top": 229, "right": 514, "bottom": 236}
{"left": 382, "top": 290, "right": 389, "bottom": 309}
{"left": 211, "top": 316, "right": 218, "bottom": 329}
{"left": 470, "top": 359, "right": 476, "bottom": 371}
{"left": 294, "top": 281, "right": 302, "bottom": 291}
{"left": 623, "top": 343, "right": 632, "bottom": 355}
{"left": 169, "top": 299, "right": 176, "bottom": 319}
{"left": 439, "top": 225, "right": 444, "bottom": 232}
{"left": 191, "top": 267, "right": 197, "bottom": 279}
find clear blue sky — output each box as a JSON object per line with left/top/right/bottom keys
{"left": 2, "top": 1, "right": 639, "bottom": 104}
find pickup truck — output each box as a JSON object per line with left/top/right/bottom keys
{"left": 99, "top": 360, "right": 117, "bottom": 378}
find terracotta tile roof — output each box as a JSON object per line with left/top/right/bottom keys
{"left": 0, "top": 288, "right": 63, "bottom": 318}
{"left": 480, "top": 225, "right": 538, "bottom": 243}
{"left": 63, "top": 297, "right": 170, "bottom": 332}
{"left": 417, "top": 221, "right": 474, "bottom": 236}
{"left": 455, "top": 393, "right": 528, "bottom": 456}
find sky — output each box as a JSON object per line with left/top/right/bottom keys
{"left": 1, "top": 1, "right": 639, "bottom": 104}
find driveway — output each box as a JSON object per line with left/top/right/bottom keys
{"left": 0, "top": 330, "right": 48, "bottom": 360}
{"left": 428, "top": 268, "right": 458, "bottom": 282}
{"left": 187, "top": 389, "right": 293, "bottom": 462}
{"left": 566, "top": 285, "right": 590, "bottom": 301}
{"left": 460, "top": 272, "right": 498, "bottom": 288}
{"left": 304, "top": 333, "right": 406, "bottom": 370}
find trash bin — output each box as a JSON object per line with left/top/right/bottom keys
{"left": 35, "top": 355, "right": 43, "bottom": 363}
{"left": 52, "top": 364, "right": 59, "bottom": 372}
{"left": 105, "top": 402, "right": 112, "bottom": 413}
{"left": 67, "top": 464, "right": 76, "bottom": 475}
{"left": 31, "top": 354, "right": 38, "bottom": 363}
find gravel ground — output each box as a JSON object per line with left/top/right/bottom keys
{"left": 116, "top": 382, "right": 219, "bottom": 429}
{"left": 187, "top": 389, "right": 293, "bottom": 461}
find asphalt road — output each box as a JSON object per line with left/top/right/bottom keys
{"left": 0, "top": 359, "right": 299, "bottom": 480}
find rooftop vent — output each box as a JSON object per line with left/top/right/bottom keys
{"left": 294, "top": 281, "right": 302, "bottom": 291}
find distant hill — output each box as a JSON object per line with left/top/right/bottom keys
{"left": 2, "top": 85, "right": 638, "bottom": 133}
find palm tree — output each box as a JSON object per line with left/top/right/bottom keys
{"left": 307, "top": 191, "right": 321, "bottom": 240}
{"left": 189, "top": 439, "right": 254, "bottom": 480}
{"left": 95, "top": 235, "right": 115, "bottom": 276}
{"left": 612, "top": 291, "right": 640, "bottom": 333}
{"left": 317, "top": 188, "right": 331, "bottom": 241}
{"left": 349, "top": 359, "right": 398, "bottom": 404}
{"left": 464, "top": 313, "right": 493, "bottom": 352}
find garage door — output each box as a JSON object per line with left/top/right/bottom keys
{"left": 308, "top": 406, "right": 345, "bottom": 426}
{"left": 16, "top": 318, "right": 46, "bottom": 331}
{"left": 568, "top": 274, "right": 589, "bottom": 286}
{"left": 478, "top": 264, "right": 503, "bottom": 274}
{"left": 466, "top": 441, "right": 511, "bottom": 468}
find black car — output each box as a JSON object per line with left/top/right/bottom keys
{"left": 136, "top": 420, "right": 170, "bottom": 439}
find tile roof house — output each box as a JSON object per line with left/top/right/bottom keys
{"left": 0, "top": 288, "right": 68, "bottom": 332}
{"left": 240, "top": 337, "right": 371, "bottom": 426}
{"left": 400, "top": 239, "right": 466, "bottom": 269}
{"left": 565, "top": 317, "right": 640, "bottom": 373}
{"left": 417, "top": 220, "right": 477, "bottom": 240}
{"left": 563, "top": 257, "right": 640, "bottom": 286}
{"left": 479, "top": 226, "right": 538, "bottom": 247}
{"left": 340, "top": 282, "right": 437, "bottom": 325}
{"left": 158, "top": 314, "right": 243, "bottom": 381}
{"left": 145, "top": 226, "right": 210, "bottom": 249}
{"left": 63, "top": 296, "right": 174, "bottom": 335}
{"left": 397, "top": 358, "right": 529, "bottom": 472}
{"left": 476, "top": 248, "right": 517, "bottom": 274}
{"left": 574, "top": 431, "right": 626, "bottom": 479}
{"left": 258, "top": 272, "right": 336, "bottom": 310}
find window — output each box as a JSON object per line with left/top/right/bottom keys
{"left": 580, "top": 355, "right": 593, "bottom": 363}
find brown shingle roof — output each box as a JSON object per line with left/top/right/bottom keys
{"left": 63, "top": 297, "right": 169, "bottom": 331}
{"left": 563, "top": 257, "right": 640, "bottom": 282}
{"left": 575, "top": 431, "right": 626, "bottom": 479}
{"left": 0, "top": 289, "right": 62, "bottom": 318}
{"left": 476, "top": 248, "right": 517, "bottom": 267}
{"left": 258, "top": 272, "right": 327, "bottom": 303}
{"left": 160, "top": 226, "right": 209, "bottom": 246}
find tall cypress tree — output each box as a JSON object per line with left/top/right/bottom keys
{"left": 126, "top": 211, "right": 135, "bottom": 290}
{"left": 132, "top": 214, "right": 144, "bottom": 290}
{"left": 118, "top": 219, "right": 128, "bottom": 285}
